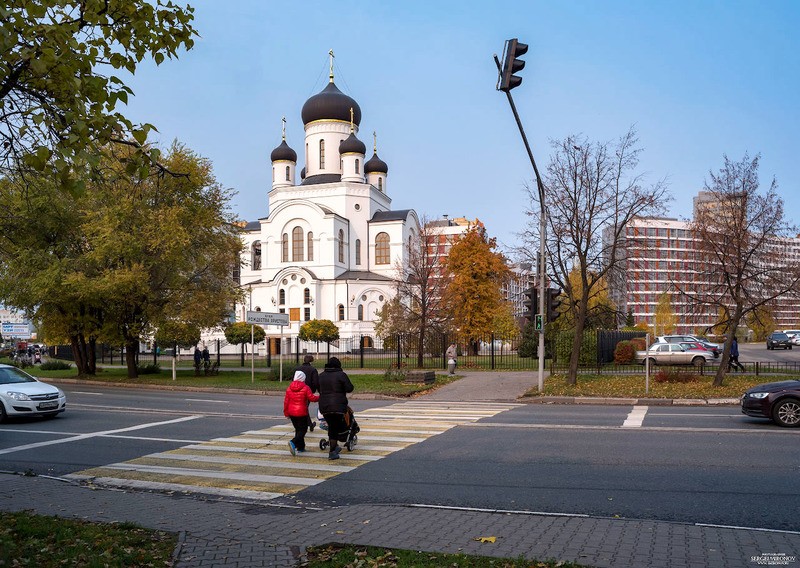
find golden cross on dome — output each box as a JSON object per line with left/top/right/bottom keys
{"left": 281, "top": 116, "right": 286, "bottom": 141}
{"left": 373, "top": 131, "right": 377, "bottom": 153}
{"left": 328, "top": 49, "right": 335, "bottom": 82}
{"left": 349, "top": 107, "right": 354, "bottom": 133}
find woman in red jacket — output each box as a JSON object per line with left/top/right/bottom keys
{"left": 283, "top": 370, "right": 320, "bottom": 455}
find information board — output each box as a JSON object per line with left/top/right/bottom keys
{"left": 245, "top": 311, "right": 289, "bottom": 326}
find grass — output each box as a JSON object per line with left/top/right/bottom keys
{"left": 0, "top": 510, "right": 175, "bottom": 567}
{"left": 304, "top": 543, "right": 586, "bottom": 567}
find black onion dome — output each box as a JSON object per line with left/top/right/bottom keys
{"left": 270, "top": 140, "right": 297, "bottom": 162}
{"left": 339, "top": 132, "right": 366, "bottom": 155}
{"left": 301, "top": 82, "right": 362, "bottom": 126}
{"left": 300, "top": 167, "right": 306, "bottom": 179}
{"left": 364, "top": 152, "right": 388, "bottom": 174}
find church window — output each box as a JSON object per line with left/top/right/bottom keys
{"left": 338, "top": 304, "right": 344, "bottom": 321}
{"left": 304, "top": 307, "right": 311, "bottom": 321}
{"left": 272, "top": 167, "right": 275, "bottom": 182}
{"left": 251, "top": 241, "right": 261, "bottom": 270}
{"left": 307, "top": 232, "right": 313, "bottom": 261}
{"left": 304, "top": 288, "right": 310, "bottom": 304}
{"left": 375, "top": 232, "right": 390, "bottom": 265}
{"left": 355, "top": 159, "right": 360, "bottom": 174}
{"left": 279, "top": 289, "right": 285, "bottom": 305}
{"left": 282, "top": 233, "right": 288, "bottom": 262}
{"left": 378, "top": 177, "right": 383, "bottom": 192}
{"left": 338, "top": 229, "right": 345, "bottom": 263}
{"left": 357, "top": 304, "right": 363, "bottom": 321}
{"left": 292, "top": 226, "right": 304, "bottom": 261}
{"left": 319, "top": 139, "right": 325, "bottom": 169}
{"left": 285, "top": 165, "right": 290, "bottom": 181}
{"left": 355, "top": 239, "right": 361, "bottom": 265}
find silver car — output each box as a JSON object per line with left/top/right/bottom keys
{"left": 0, "top": 364, "right": 66, "bottom": 421}
{"left": 636, "top": 343, "right": 713, "bottom": 367}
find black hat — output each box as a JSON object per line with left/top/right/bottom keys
{"left": 327, "top": 356, "right": 342, "bottom": 369}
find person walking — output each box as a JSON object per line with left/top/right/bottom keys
{"left": 201, "top": 345, "right": 211, "bottom": 373}
{"left": 317, "top": 356, "right": 354, "bottom": 460}
{"left": 297, "top": 354, "right": 319, "bottom": 432}
{"left": 283, "top": 370, "right": 319, "bottom": 455}
{"left": 729, "top": 336, "right": 745, "bottom": 372}
{"left": 446, "top": 343, "right": 457, "bottom": 375}
{"left": 193, "top": 346, "right": 202, "bottom": 374}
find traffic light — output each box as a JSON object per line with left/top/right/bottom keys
{"left": 546, "top": 288, "right": 562, "bottom": 322}
{"left": 498, "top": 38, "right": 528, "bottom": 92}
{"left": 522, "top": 285, "right": 538, "bottom": 323}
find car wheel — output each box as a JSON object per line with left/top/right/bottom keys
{"left": 647, "top": 357, "right": 657, "bottom": 366}
{"left": 692, "top": 356, "right": 706, "bottom": 367}
{"left": 772, "top": 398, "right": 800, "bottom": 427}
{"left": 0, "top": 402, "right": 6, "bottom": 423}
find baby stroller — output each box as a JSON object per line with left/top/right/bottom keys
{"left": 319, "top": 406, "right": 360, "bottom": 452}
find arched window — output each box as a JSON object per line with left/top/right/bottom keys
{"left": 375, "top": 232, "right": 390, "bottom": 265}
{"left": 307, "top": 231, "right": 314, "bottom": 261}
{"left": 338, "top": 229, "right": 345, "bottom": 263}
{"left": 292, "top": 226, "right": 304, "bottom": 261}
{"left": 285, "top": 165, "right": 290, "bottom": 181}
{"left": 282, "top": 233, "right": 288, "bottom": 262}
{"left": 304, "top": 288, "right": 310, "bottom": 304}
{"left": 279, "top": 289, "right": 285, "bottom": 305}
{"left": 355, "top": 159, "right": 360, "bottom": 174}
{"left": 251, "top": 241, "right": 261, "bottom": 270}
{"left": 357, "top": 304, "right": 363, "bottom": 321}
{"left": 378, "top": 177, "right": 383, "bottom": 192}
{"left": 272, "top": 167, "right": 275, "bottom": 182}
{"left": 355, "top": 239, "right": 361, "bottom": 265}
{"left": 319, "top": 139, "right": 325, "bottom": 169}
{"left": 338, "top": 304, "right": 344, "bottom": 321}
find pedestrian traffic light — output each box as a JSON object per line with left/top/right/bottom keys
{"left": 498, "top": 38, "right": 528, "bottom": 92}
{"left": 546, "top": 288, "right": 562, "bottom": 322}
{"left": 522, "top": 285, "right": 538, "bottom": 323}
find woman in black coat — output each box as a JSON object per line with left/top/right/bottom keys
{"left": 317, "top": 357, "right": 354, "bottom": 460}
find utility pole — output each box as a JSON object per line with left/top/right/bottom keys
{"left": 495, "top": 38, "right": 548, "bottom": 392}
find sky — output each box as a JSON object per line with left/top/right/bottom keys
{"left": 120, "top": 0, "right": 800, "bottom": 255}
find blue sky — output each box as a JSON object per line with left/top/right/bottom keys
{"left": 121, "top": 0, "right": 800, "bottom": 252}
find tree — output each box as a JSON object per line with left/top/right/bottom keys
{"left": 0, "top": 141, "right": 243, "bottom": 377}
{"left": 1, "top": 1, "right": 197, "bottom": 182}
{"left": 653, "top": 292, "right": 677, "bottom": 337}
{"left": 520, "top": 127, "right": 668, "bottom": 385}
{"left": 225, "top": 321, "right": 266, "bottom": 367}
{"left": 746, "top": 305, "right": 775, "bottom": 342}
{"left": 299, "top": 320, "right": 340, "bottom": 356}
{"left": 623, "top": 309, "right": 636, "bottom": 329}
{"left": 674, "top": 154, "right": 800, "bottom": 385}
{"left": 444, "top": 221, "right": 511, "bottom": 355}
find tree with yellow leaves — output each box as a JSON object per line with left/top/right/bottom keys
{"left": 653, "top": 292, "right": 677, "bottom": 337}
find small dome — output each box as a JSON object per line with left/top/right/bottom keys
{"left": 301, "top": 81, "right": 362, "bottom": 126}
{"left": 300, "top": 167, "right": 306, "bottom": 180}
{"left": 270, "top": 140, "right": 297, "bottom": 163}
{"left": 339, "top": 132, "right": 366, "bottom": 155}
{"left": 364, "top": 152, "right": 388, "bottom": 174}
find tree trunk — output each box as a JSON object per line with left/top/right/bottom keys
{"left": 714, "top": 306, "right": 743, "bottom": 386}
{"left": 567, "top": 293, "right": 590, "bottom": 386}
{"left": 70, "top": 335, "right": 88, "bottom": 375}
{"left": 125, "top": 338, "right": 139, "bottom": 379}
{"left": 87, "top": 337, "right": 97, "bottom": 375}
{"left": 417, "top": 323, "right": 425, "bottom": 368}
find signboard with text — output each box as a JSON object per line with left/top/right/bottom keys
{"left": 245, "top": 311, "right": 289, "bottom": 326}
{"left": 2, "top": 322, "right": 31, "bottom": 338}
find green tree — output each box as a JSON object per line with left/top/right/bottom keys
{"left": 1, "top": 0, "right": 197, "bottom": 182}
{"left": 225, "top": 321, "right": 266, "bottom": 367}
{"left": 624, "top": 309, "right": 636, "bottom": 329}
{"left": 299, "top": 320, "right": 340, "bottom": 354}
{"left": 444, "top": 221, "right": 511, "bottom": 355}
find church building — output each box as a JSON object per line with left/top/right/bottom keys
{"left": 234, "top": 60, "right": 420, "bottom": 349}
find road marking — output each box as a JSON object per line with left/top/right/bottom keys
{"left": 622, "top": 406, "right": 648, "bottom": 428}
{"left": 185, "top": 398, "right": 229, "bottom": 403}
{"left": 0, "top": 415, "right": 202, "bottom": 456}
{"left": 72, "top": 391, "right": 104, "bottom": 395}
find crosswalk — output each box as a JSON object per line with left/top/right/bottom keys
{"left": 67, "top": 401, "right": 520, "bottom": 501}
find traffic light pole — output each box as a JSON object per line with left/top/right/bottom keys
{"left": 494, "top": 53, "right": 547, "bottom": 392}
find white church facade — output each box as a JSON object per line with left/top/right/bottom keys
{"left": 231, "top": 64, "right": 420, "bottom": 350}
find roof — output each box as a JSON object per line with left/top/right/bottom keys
{"left": 370, "top": 209, "right": 411, "bottom": 222}
{"left": 242, "top": 221, "right": 261, "bottom": 231}
{"left": 335, "top": 270, "right": 394, "bottom": 282}
{"left": 301, "top": 81, "right": 362, "bottom": 126}
{"left": 301, "top": 173, "right": 342, "bottom": 186}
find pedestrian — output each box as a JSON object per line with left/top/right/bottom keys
{"left": 283, "top": 370, "right": 319, "bottom": 455}
{"left": 193, "top": 346, "right": 202, "bottom": 374}
{"left": 729, "top": 336, "right": 745, "bottom": 372}
{"left": 297, "top": 354, "right": 320, "bottom": 432}
{"left": 201, "top": 345, "right": 211, "bottom": 373}
{"left": 317, "top": 356, "right": 354, "bottom": 460}
{"left": 446, "top": 343, "right": 457, "bottom": 375}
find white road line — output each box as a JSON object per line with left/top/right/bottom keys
{"left": 146, "top": 452, "right": 355, "bottom": 472}
{"left": 185, "top": 398, "right": 229, "bottom": 403}
{"left": 66, "top": 475, "right": 285, "bottom": 501}
{"left": 182, "top": 444, "right": 385, "bottom": 461}
{"left": 0, "top": 415, "right": 202, "bottom": 456}
{"left": 622, "top": 406, "right": 648, "bottom": 428}
{"left": 71, "top": 391, "right": 104, "bottom": 395}
{"left": 101, "top": 463, "right": 322, "bottom": 485}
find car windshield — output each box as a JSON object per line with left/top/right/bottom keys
{"left": 773, "top": 333, "right": 789, "bottom": 340}
{"left": 0, "top": 367, "right": 37, "bottom": 384}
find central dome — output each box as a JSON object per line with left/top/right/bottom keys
{"left": 301, "top": 81, "right": 362, "bottom": 126}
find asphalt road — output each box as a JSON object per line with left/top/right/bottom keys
{"left": 1, "top": 385, "right": 798, "bottom": 533}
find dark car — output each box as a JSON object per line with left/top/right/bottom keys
{"left": 741, "top": 380, "right": 800, "bottom": 427}
{"left": 766, "top": 332, "right": 793, "bottom": 350}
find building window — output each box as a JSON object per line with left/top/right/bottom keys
{"left": 355, "top": 239, "right": 361, "bottom": 265}
{"left": 304, "top": 288, "right": 310, "bottom": 304}
{"left": 292, "top": 226, "right": 304, "bottom": 261}
{"left": 285, "top": 165, "right": 290, "bottom": 181}
{"left": 357, "top": 304, "right": 363, "bottom": 321}
{"left": 319, "top": 139, "right": 325, "bottom": 169}
{"left": 282, "top": 233, "right": 288, "bottom": 262}
{"left": 355, "top": 159, "right": 360, "bottom": 174}
{"left": 375, "top": 232, "right": 390, "bottom": 265}
{"left": 272, "top": 167, "right": 275, "bottom": 182}
{"left": 378, "top": 177, "right": 383, "bottom": 192}
{"left": 304, "top": 307, "right": 311, "bottom": 321}
{"left": 307, "top": 231, "right": 313, "bottom": 261}
{"left": 338, "top": 304, "right": 344, "bottom": 321}
{"left": 251, "top": 241, "right": 261, "bottom": 270}
{"left": 279, "top": 289, "right": 285, "bottom": 305}
{"left": 338, "top": 229, "right": 345, "bottom": 263}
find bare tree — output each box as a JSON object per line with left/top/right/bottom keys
{"left": 674, "top": 154, "right": 800, "bottom": 386}
{"left": 520, "top": 127, "right": 668, "bottom": 385}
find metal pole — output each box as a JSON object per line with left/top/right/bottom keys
{"left": 251, "top": 324, "right": 254, "bottom": 383}
{"left": 279, "top": 325, "right": 284, "bottom": 381}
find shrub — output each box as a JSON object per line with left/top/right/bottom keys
{"left": 554, "top": 330, "right": 598, "bottom": 366}
{"left": 136, "top": 363, "right": 161, "bottom": 375}
{"left": 630, "top": 337, "right": 647, "bottom": 351}
{"left": 40, "top": 360, "right": 72, "bottom": 371}
{"left": 653, "top": 368, "right": 700, "bottom": 383}
{"left": 383, "top": 367, "right": 406, "bottom": 382}
{"left": 614, "top": 340, "right": 635, "bottom": 364}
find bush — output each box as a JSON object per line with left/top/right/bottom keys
{"left": 40, "top": 360, "right": 72, "bottom": 371}
{"left": 654, "top": 368, "right": 700, "bottom": 383}
{"left": 383, "top": 367, "right": 406, "bottom": 382}
{"left": 630, "top": 337, "right": 647, "bottom": 351}
{"left": 554, "top": 330, "right": 598, "bottom": 365}
{"left": 136, "top": 363, "right": 161, "bottom": 375}
{"left": 614, "top": 340, "right": 635, "bottom": 364}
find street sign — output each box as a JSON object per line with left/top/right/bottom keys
{"left": 1, "top": 322, "right": 31, "bottom": 338}
{"left": 245, "top": 311, "right": 289, "bottom": 326}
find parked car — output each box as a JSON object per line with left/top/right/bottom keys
{"left": 783, "top": 330, "right": 800, "bottom": 346}
{"left": 766, "top": 332, "right": 793, "bottom": 350}
{"left": 0, "top": 364, "right": 66, "bottom": 422}
{"left": 657, "top": 335, "right": 720, "bottom": 357}
{"left": 679, "top": 341, "right": 715, "bottom": 356}
{"left": 636, "top": 343, "right": 713, "bottom": 367}
{"left": 741, "top": 380, "right": 800, "bottom": 427}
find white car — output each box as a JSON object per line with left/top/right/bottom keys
{"left": 0, "top": 364, "right": 66, "bottom": 422}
